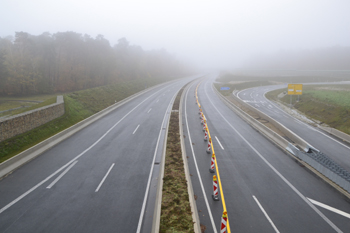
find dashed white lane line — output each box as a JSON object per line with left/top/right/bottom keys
{"left": 308, "top": 198, "right": 350, "bottom": 219}
{"left": 156, "top": 99, "right": 159, "bottom": 103}
{"left": 253, "top": 195, "right": 280, "bottom": 233}
{"left": 133, "top": 124, "right": 140, "bottom": 134}
{"left": 215, "top": 136, "right": 224, "bottom": 150}
{"left": 136, "top": 89, "right": 178, "bottom": 233}
{"left": 207, "top": 85, "right": 343, "bottom": 233}
{"left": 0, "top": 84, "right": 168, "bottom": 215}
{"left": 147, "top": 108, "right": 152, "bottom": 113}
{"left": 46, "top": 160, "right": 78, "bottom": 189}
{"left": 95, "top": 163, "right": 115, "bottom": 192}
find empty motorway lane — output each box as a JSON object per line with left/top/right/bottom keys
{"left": 237, "top": 83, "right": 350, "bottom": 172}
{"left": 182, "top": 76, "right": 350, "bottom": 232}
{"left": 0, "top": 76, "right": 197, "bottom": 233}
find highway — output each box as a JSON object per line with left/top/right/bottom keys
{"left": 0, "top": 77, "right": 196, "bottom": 233}
{"left": 237, "top": 83, "right": 350, "bottom": 172}
{"left": 182, "top": 76, "right": 350, "bottom": 232}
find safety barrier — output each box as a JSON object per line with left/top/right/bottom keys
{"left": 195, "top": 83, "right": 231, "bottom": 233}
{"left": 213, "top": 85, "right": 350, "bottom": 194}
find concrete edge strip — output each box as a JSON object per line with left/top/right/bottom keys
{"left": 0, "top": 82, "right": 168, "bottom": 179}
{"left": 151, "top": 93, "right": 173, "bottom": 232}
{"left": 152, "top": 79, "right": 201, "bottom": 232}
{"left": 180, "top": 81, "right": 201, "bottom": 232}
{"left": 212, "top": 85, "right": 350, "bottom": 199}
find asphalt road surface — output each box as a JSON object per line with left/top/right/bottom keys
{"left": 182, "top": 76, "right": 350, "bottom": 233}
{"left": 237, "top": 82, "right": 350, "bottom": 172}
{"left": 0, "top": 76, "right": 197, "bottom": 233}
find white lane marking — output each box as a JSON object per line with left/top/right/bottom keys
{"left": 46, "top": 160, "right": 78, "bottom": 189}
{"left": 215, "top": 136, "right": 224, "bottom": 150}
{"left": 265, "top": 95, "right": 350, "bottom": 151}
{"left": 147, "top": 108, "right": 152, "bottom": 113}
{"left": 0, "top": 85, "right": 168, "bottom": 215}
{"left": 156, "top": 99, "right": 159, "bottom": 103}
{"left": 95, "top": 163, "right": 115, "bottom": 192}
{"left": 207, "top": 84, "right": 343, "bottom": 233}
{"left": 294, "top": 120, "right": 302, "bottom": 125}
{"left": 185, "top": 83, "right": 217, "bottom": 232}
{"left": 136, "top": 90, "right": 178, "bottom": 233}
{"left": 133, "top": 124, "right": 140, "bottom": 134}
{"left": 308, "top": 198, "right": 350, "bottom": 219}
{"left": 253, "top": 195, "right": 280, "bottom": 233}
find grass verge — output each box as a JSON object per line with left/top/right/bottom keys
{"left": 266, "top": 84, "right": 350, "bottom": 134}
{"left": 0, "top": 78, "right": 165, "bottom": 163}
{"left": 160, "top": 86, "right": 194, "bottom": 232}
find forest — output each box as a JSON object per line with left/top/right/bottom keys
{"left": 0, "top": 32, "right": 191, "bottom": 96}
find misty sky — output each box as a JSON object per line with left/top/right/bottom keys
{"left": 1, "top": 0, "right": 350, "bottom": 70}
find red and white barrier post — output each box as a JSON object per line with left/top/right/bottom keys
{"left": 206, "top": 137, "right": 212, "bottom": 154}
{"left": 212, "top": 175, "right": 219, "bottom": 201}
{"left": 209, "top": 153, "right": 215, "bottom": 173}
{"left": 220, "top": 211, "right": 228, "bottom": 233}
{"left": 204, "top": 128, "right": 208, "bottom": 141}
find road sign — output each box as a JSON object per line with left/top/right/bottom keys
{"left": 220, "top": 87, "right": 230, "bottom": 90}
{"left": 288, "top": 84, "right": 303, "bottom": 95}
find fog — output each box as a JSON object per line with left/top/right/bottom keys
{"left": 1, "top": 0, "right": 350, "bottom": 71}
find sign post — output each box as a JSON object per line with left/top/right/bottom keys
{"left": 287, "top": 84, "right": 303, "bottom": 108}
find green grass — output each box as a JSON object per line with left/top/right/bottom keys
{"left": 0, "top": 78, "right": 166, "bottom": 163}
{"left": 160, "top": 86, "right": 194, "bottom": 233}
{"left": 266, "top": 85, "right": 350, "bottom": 134}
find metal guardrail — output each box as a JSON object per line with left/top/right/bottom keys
{"left": 213, "top": 85, "right": 350, "bottom": 194}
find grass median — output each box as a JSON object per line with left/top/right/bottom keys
{"left": 160, "top": 86, "right": 194, "bottom": 232}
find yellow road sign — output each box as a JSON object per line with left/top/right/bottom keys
{"left": 288, "top": 84, "right": 303, "bottom": 95}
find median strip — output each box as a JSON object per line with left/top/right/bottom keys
{"left": 160, "top": 84, "right": 195, "bottom": 232}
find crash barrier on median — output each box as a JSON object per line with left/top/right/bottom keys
{"left": 288, "top": 144, "right": 350, "bottom": 193}
{"left": 233, "top": 91, "right": 315, "bottom": 152}
{"left": 0, "top": 82, "right": 171, "bottom": 179}
{"left": 318, "top": 125, "right": 350, "bottom": 145}
{"left": 213, "top": 85, "right": 350, "bottom": 194}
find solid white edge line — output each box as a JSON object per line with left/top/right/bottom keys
{"left": 133, "top": 124, "right": 140, "bottom": 134}
{"left": 185, "top": 82, "right": 218, "bottom": 233}
{"left": 215, "top": 136, "right": 224, "bottom": 150}
{"left": 307, "top": 198, "right": 350, "bottom": 219}
{"left": 0, "top": 85, "right": 169, "bottom": 215}
{"left": 136, "top": 89, "right": 178, "bottom": 233}
{"left": 253, "top": 195, "right": 280, "bottom": 233}
{"left": 147, "top": 108, "right": 152, "bottom": 113}
{"left": 95, "top": 163, "right": 115, "bottom": 192}
{"left": 46, "top": 160, "right": 78, "bottom": 189}
{"left": 205, "top": 83, "right": 343, "bottom": 233}
{"left": 261, "top": 90, "right": 350, "bottom": 151}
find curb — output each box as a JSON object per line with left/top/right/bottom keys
{"left": 152, "top": 79, "right": 201, "bottom": 232}
{"left": 179, "top": 81, "right": 201, "bottom": 232}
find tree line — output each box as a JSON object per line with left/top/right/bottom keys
{"left": 0, "top": 31, "right": 191, "bottom": 96}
